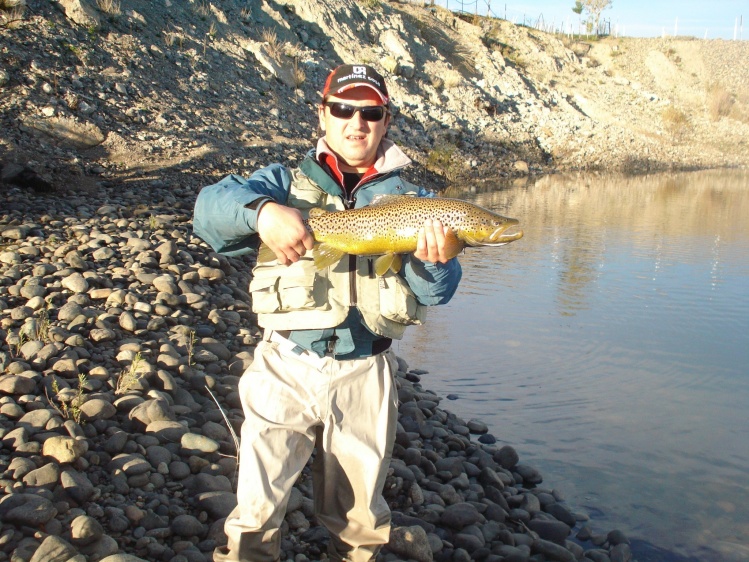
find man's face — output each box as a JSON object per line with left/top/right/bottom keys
{"left": 319, "top": 87, "right": 390, "bottom": 173}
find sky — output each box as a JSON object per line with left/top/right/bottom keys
{"left": 440, "top": 0, "right": 746, "bottom": 40}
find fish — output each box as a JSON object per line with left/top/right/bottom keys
{"left": 257, "top": 194, "right": 523, "bottom": 275}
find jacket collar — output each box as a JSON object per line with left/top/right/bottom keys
{"left": 315, "top": 137, "right": 412, "bottom": 186}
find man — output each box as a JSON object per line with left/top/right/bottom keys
{"left": 193, "top": 64, "right": 462, "bottom": 562}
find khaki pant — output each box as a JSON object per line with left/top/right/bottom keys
{"left": 214, "top": 333, "right": 399, "bottom": 562}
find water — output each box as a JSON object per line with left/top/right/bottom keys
{"left": 396, "top": 169, "right": 749, "bottom": 561}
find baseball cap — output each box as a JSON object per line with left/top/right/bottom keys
{"left": 322, "top": 64, "right": 389, "bottom": 104}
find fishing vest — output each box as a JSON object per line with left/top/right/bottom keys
{"left": 248, "top": 168, "right": 427, "bottom": 339}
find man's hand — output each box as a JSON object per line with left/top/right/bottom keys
{"left": 413, "top": 218, "right": 451, "bottom": 264}
{"left": 256, "top": 202, "right": 315, "bottom": 265}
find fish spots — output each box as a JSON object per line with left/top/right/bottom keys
{"left": 306, "top": 196, "right": 521, "bottom": 257}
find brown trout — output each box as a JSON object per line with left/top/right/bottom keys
{"left": 258, "top": 195, "right": 523, "bottom": 275}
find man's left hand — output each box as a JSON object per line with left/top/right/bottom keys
{"left": 414, "top": 219, "right": 451, "bottom": 264}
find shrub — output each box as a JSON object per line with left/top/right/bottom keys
{"left": 661, "top": 106, "right": 690, "bottom": 140}
{"left": 708, "top": 84, "right": 734, "bottom": 121}
{"left": 356, "top": 0, "right": 380, "bottom": 10}
{"left": 427, "top": 143, "right": 459, "bottom": 180}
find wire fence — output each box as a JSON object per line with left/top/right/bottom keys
{"left": 398, "top": 0, "right": 612, "bottom": 37}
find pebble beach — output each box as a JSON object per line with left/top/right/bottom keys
{"left": 0, "top": 182, "right": 634, "bottom": 562}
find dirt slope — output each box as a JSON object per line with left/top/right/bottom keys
{"left": 1, "top": 0, "right": 747, "bottom": 197}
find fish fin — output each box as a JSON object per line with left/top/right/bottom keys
{"left": 256, "top": 243, "right": 277, "bottom": 263}
{"left": 313, "top": 243, "right": 345, "bottom": 270}
{"left": 370, "top": 194, "right": 412, "bottom": 206}
{"left": 443, "top": 229, "right": 465, "bottom": 260}
{"left": 375, "top": 253, "right": 401, "bottom": 276}
{"left": 308, "top": 207, "right": 327, "bottom": 218}
{"left": 390, "top": 254, "right": 403, "bottom": 274}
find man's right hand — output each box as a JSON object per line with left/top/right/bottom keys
{"left": 256, "top": 202, "right": 315, "bottom": 265}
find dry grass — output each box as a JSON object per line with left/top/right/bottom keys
{"left": 208, "top": 20, "right": 218, "bottom": 38}
{"left": 442, "top": 69, "right": 462, "bottom": 89}
{"left": 163, "top": 30, "right": 185, "bottom": 49}
{"left": 0, "top": 0, "right": 25, "bottom": 28}
{"left": 661, "top": 105, "right": 691, "bottom": 141}
{"left": 261, "top": 28, "right": 283, "bottom": 63}
{"left": 733, "top": 89, "right": 749, "bottom": 124}
{"left": 96, "top": 0, "right": 121, "bottom": 17}
{"left": 0, "top": 0, "right": 25, "bottom": 9}
{"left": 193, "top": 0, "right": 211, "bottom": 19}
{"left": 707, "top": 83, "right": 735, "bottom": 121}
{"left": 291, "top": 58, "right": 306, "bottom": 89}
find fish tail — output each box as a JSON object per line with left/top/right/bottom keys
{"left": 313, "top": 243, "right": 345, "bottom": 270}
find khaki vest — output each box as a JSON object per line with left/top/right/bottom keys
{"left": 248, "top": 169, "right": 426, "bottom": 339}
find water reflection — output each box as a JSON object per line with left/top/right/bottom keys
{"left": 399, "top": 169, "right": 749, "bottom": 561}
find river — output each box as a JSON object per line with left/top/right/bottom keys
{"left": 396, "top": 169, "right": 749, "bottom": 562}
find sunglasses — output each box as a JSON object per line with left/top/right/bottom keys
{"left": 324, "top": 102, "right": 388, "bottom": 122}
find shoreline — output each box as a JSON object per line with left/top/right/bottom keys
{"left": 0, "top": 182, "right": 631, "bottom": 562}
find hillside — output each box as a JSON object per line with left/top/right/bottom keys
{"left": 1, "top": 0, "right": 748, "bottom": 196}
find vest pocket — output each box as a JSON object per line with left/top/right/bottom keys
{"left": 249, "top": 276, "right": 281, "bottom": 313}
{"left": 250, "top": 261, "right": 330, "bottom": 313}
{"left": 277, "top": 275, "right": 322, "bottom": 310}
{"left": 377, "top": 275, "right": 424, "bottom": 325}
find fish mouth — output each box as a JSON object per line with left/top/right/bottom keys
{"left": 487, "top": 223, "right": 524, "bottom": 245}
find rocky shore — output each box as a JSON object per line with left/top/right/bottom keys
{"left": 0, "top": 181, "right": 634, "bottom": 561}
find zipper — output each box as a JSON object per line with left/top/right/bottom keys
{"left": 349, "top": 254, "right": 357, "bottom": 307}
{"left": 343, "top": 175, "right": 400, "bottom": 307}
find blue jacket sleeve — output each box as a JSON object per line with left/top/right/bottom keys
{"left": 193, "top": 164, "right": 292, "bottom": 256}
{"left": 402, "top": 256, "right": 462, "bottom": 306}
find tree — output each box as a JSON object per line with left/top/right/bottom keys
{"left": 577, "top": 0, "right": 612, "bottom": 36}
{"left": 571, "top": 1, "right": 583, "bottom": 35}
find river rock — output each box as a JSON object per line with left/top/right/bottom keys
{"left": 388, "top": 525, "right": 433, "bottom": 562}
{"left": 0, "top": 374, "right": 37, "bottom": 395}
{"left": 440, "top": 502, "right": 482, "bottom": 529}
{"left": 43, "top": 435, "right": 88, "bottom": 463}
{"left": 195, "top": 491, "right": 237, "bottom": 519}
{"left": 71, "top": 514, "right": 105, "bottom": 546}
{"left": 0, "top": 493, "right": 58, "bottom": 526}
{"left": 181, "top": 432, "right": 220, "bottom": 454}
{"left": 23, "top": 462, "right": 60, "bottom": 489}
{"left": 79, "top": 397, "right": 117, "bottom": 421}
{"left": 28, "top": 535, "right": 77, "bottom": 562}
{"left": 528, "top": 518, "right": 571, "bottom": 544}
{"left": 61, "top": 272, "right": 89, "bottom": 293}
{"left": 171, "top": 513, "right": 206, "bottom": 538}
{"left": 61, "top": 468, "right": 96, "bottom": 503}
